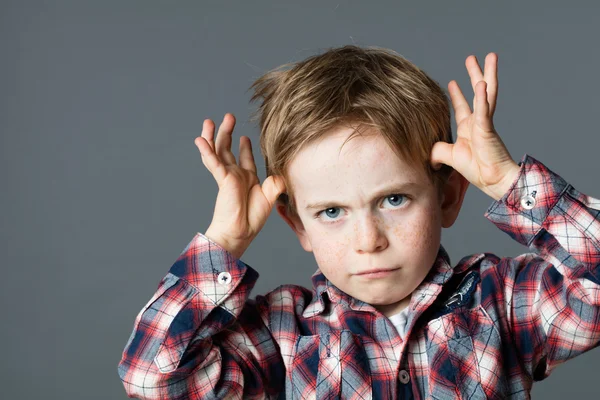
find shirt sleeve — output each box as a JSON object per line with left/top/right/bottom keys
{"left": 484, "top": 153, "right": 600, "bottom": 380}
{"left": 117, "top": 233, "right": 285, "bottom": 399}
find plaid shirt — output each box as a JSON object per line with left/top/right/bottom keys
{"left": 118, "top": 154, "right": 600, "bottom": 399}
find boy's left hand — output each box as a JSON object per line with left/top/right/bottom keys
{"left": 430, "top": 52, "right": 520, "bottom": 201}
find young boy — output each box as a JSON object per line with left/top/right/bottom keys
{"left": 117, "top": 46, "right": 600, "bottom": 399}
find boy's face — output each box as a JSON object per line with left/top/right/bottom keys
{"left": 276, "top": 125, "right": 468, "bottom": 317}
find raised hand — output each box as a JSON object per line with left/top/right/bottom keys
{"left": 430, "top": 53, "right": 520, "bottom": 201}
{"left": 194, "top": 113, "right": 286, "bottom": 259}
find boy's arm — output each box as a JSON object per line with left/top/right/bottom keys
{"left": 117, "top": 233, "right": 285, "bottom": 399}
{"left": 484, "top": 153, "right": 600, "bottom": 379}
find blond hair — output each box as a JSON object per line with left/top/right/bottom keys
{"left": 248, "top": 45, "right": 454, "bottom": 215}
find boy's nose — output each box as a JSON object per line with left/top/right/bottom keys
{"left": 353, "top": 214, "right": 388, "bottom": 253}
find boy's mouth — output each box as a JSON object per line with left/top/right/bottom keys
{"left": 355, "top": 267, "right": 400, "bottom": 278}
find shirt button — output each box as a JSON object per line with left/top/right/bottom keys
{"left": 217, "top": 271, "right": 232, "bottom": 285}
{"left": 399, "top": 369, "right": 410, "bottom": 384}
{"left": 520, "top": 195, "right": 536, "bottom": 210}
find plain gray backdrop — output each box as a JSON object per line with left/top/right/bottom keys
{"left": 2, "top": 1, "right": 599, "bottom": 399}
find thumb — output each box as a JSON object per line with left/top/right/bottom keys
{"left": 430, "top": 142, "right": 454, "bottom": 171}
{"left": 261, "top": 175, "right": 287, "bottom": 208}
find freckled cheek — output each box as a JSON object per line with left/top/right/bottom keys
{"left": 312, "top": 235, "right": 350, "bottom": 275}
{"left": 391, "top": 213, "right": 439, "bottom": 250}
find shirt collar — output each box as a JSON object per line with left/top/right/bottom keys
{"left": 302, "top": 243, "right": 455, "bottom": 318}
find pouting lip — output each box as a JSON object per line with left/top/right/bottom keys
{"left": 356, "top": 267, "right": 400, "bottom": 275}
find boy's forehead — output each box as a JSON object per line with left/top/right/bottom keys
{"left": 288, "top": 128, "right": 427, "bottom": 198}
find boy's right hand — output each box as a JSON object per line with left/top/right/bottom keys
{"left": 194, "top": 113, "right": 286, "bottom": 260}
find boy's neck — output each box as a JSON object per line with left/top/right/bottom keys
{"left": 375, "top": 295, "right": 412, "bottom": 318}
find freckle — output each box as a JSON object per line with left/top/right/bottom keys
{"left": 394, "top": 220, "right": 421, "bottom": 246}
{"left": 335, "top": 247, "right": 345, "bottom": 263}
{"left": 393, "top": 224, "right": 405, "bottom": 238}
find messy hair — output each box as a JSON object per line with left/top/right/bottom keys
{"left": 248, "top": 45, "right": 454, "bottom": 216}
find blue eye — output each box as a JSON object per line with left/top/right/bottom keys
{"left": 383, "top": 194, "right": 406, "bottom": 208}
{"left": 318, "top": 207, "right": 343, "bottom": 221}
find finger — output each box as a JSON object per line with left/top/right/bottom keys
{"left": 483, "top": 52, "right": 498, "bottom": 116}
{"left": 238, "top": 136, "right": 258, "bottom": 174}
{"left": 448, "top": 80, "right": 472, "bottom": 132}
{"left": 194, "top": 136, "right": 209, "bottom": 168}
{"left": 261, "top": 175, "right": 287, "bottom": 208}
{"left": 474, "top": 81, "right": 494, "bottom": 133}
{"left": 201, "top": 119, "right": 216, "bottom": 151}
{"left": 195, "top": 136, "right": 227, "bottom": 184}
{"left": 430, "top": 141, "right": 454, "bottom": 170}
{"left": 466, "top": 55, "right": 484, "bottom": 94}
{"left": 214, "top": 113, "right": 237, "bottom": 165}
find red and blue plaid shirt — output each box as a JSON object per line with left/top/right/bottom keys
{"left": 118, "top": 154, "right": 600, "bottom": 399}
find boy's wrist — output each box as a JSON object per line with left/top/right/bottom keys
{"left": 487, "top": 162, "right": 521, "bottom": 202}
{"left": 204, "top": 227, "right": 249, "bottom": 260}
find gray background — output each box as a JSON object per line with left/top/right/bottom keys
{"left": 2, "top": 1, "right": 599, "bottom": 399}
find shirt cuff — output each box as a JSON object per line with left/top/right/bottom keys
{"left": 167, "top": 232, "right": 259, "bottom": 310}
{"left": 484, "top": 154, "right": 569, "bottom": 247}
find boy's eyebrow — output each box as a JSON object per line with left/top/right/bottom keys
{"left": 304, "top": 182, "right": 421, "bottom": 210}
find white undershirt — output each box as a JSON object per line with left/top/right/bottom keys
{"left": 387, "top": 306, "right": 410, "bottom": 339}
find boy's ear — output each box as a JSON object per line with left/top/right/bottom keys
{"left": 275, "top": 202, "right": 313, "bottom": 252}
{"left": 439, "top": 169, "right": 470, "bottom": 228}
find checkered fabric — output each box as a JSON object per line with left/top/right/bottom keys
{"left": 118, "top": 154, "right": 600, "bottom": 399}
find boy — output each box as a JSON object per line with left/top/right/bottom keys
{"left": 117, "top": 46, "right": 600, "bottom": 399}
